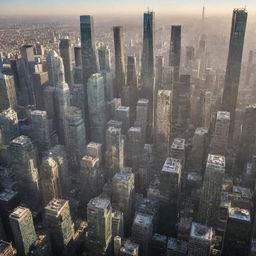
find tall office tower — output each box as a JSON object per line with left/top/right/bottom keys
{"left": 40, "top": 156, "right": 62, "bottom": 206}
{"left": 55, "top": 61, "right": 70, "bottom": 145}
{"left": 0, "top": 240, "right": 17, "bottom": 255}
{"left": 154, "top": 90, "right": 172, "bottom": 167}
{"left": 120, "top": 240, "right": 139, "bottom": 256}
{"left": 46, "top": 50, "right": 64, "bottom": 87}
{"left": 44, "top": 199, "right": 74, "bottom": 255}
{"left": 10, "top": 136, "right": 40, "bottom": 209}
{"left": 115, "top": 106, "right": 130, "bottom": 133}
{"left": 112, "top": 172, "right": 135, "bottom": 234}
{"left": 160, "top": 158, "right": 181, "bottom": 203}
{"left": 65, "top": 107, "right": 86, "bottom": 171}
{"left": 80, "top": 155, "right": 103, "bottom": 207}
{"left": 197, "top": 34, "right": 207, "bottom": 79}
{"left": 43, "top": 86, "right": 55, "bottom": 123}
{"left": 202, "top": 90, "right": 212, "bottom": 129}
{"left": 87, "top": 197, "right": 112, "bottom": 255}
{"left": 135, "top": 99, "right": 149, "bottom": 142}
{"left": 20, "top": 45, "right": 34, "bottom": 62}
{"left": 0, "top": 108, "right": 19, "bottom": 146}
{"left": 170, "top": 138, "right": 186, "bottom": 165}
{"left": 30, "top": 110, "right": 50, "bottom": 156}
{"left": 185, "top": 46, "right": 195, "bottom": 70}
{"left": 187, "top": 222, "right": 213, "bottom": 256}
{"left": 98, "top": 43, "right": 111, "bottom": 72}
{"left": 74, "top": 46, "right": 82, "bottom": 67}
{"left": 198, "top": 154, "right": 225, "bottom": 225}
{"left": 34, "top": 42, "right": 44, "bottom": 56}
{"left": 245, "top": 50, "right": 254, "bottom": 85}
{"left": 59, "top": 39, "right": 73, "bottom": 88}
{"left": 32, "top": 72, "right": 48, "bottom": 110}
{"left": 169, "top": 26, "right": 181, "bottom": 81}
{"left": 49, "top": 145, "right": 70, "bottom": 197}
{"left": 108, "top": 98, "right": 122, "bottom": 120}
{"left": 223, "top": 207, "right": 251, "bottom": 256}
{"left": 112, "top": 210, "right": 124, "bottom": 237}
{"left": 103, "top": 71, "right": 114, "bottom": 101}
{"left": 80, "top": 15, "right": 99, "bottom": 136}
{"left": 105, "top": 127, "right": 124, "bottom": 179}
{"left": 238, "top": 105, "right": 256, "bottom": 169}
{"left": 141, "top": 11, "right": 155, "bottom": 124}
{"left": 132, "top": 213, "right": 153, "bottom": 256}
{"left": 210, "top": 111, "right": 230, "bottom": 155}
{"left": 87, "top": 73, "right": 106, "bottom": 143}
{"left": 9, "top": 207, "right": 37, "bottom": 256}
{"left": 190, "top": 127, "right": 208, "bottom": 173}
{"left": 155, "top": 56, "right": 163, "bottom": 90}
{"left": 125, "top": 127, "right": 143, "bottom": 169}
{"left": 126, "top": 56, "right": 138, "bottom": 123}
{"left": 113, "top": 26, "right": 126, "bottom": 98}
{"left": 0, "top": 74, "right": 17, "bottom": 112}
{"left": 222, "top": 9, "right": 247, "bottom": 139}
{"left": 162, "top": 66, "right": 174, "bottom": 90}
{"left": 28, "top": 234, "right": 52, "bottom": 256}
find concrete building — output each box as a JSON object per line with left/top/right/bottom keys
{"left": 210, "top": 111, "right": 230, "bottom": 155}
{"left": 105, "top": 127, "right": 124, "bottom": 179}
{"left": 0, "top": 74, "right": 17, "bottom": 112}
{"left": 87, "top": 197, "right": 112, "bottom": 255}
{"left": 154, "top": 90, "right": 172, "bottom": 166}
{"left": 222, "top": 8, "right": 247, "bottom": 139}
{"left": 44, "top": 199, "right": 74, "bottom": 255}
{"left": 87, "top": 73, "right": 106, "bottom": 143}
{"left": 170, "top": 138, "right": 186, "bottom": 166}
{"left": 9, "top": 207, "right": 37, "bottom": 256}
{"left": 198, "top": 154, "right": 225, "bottom": 225}
{"left": 132, "top": 213, "right": 153, "bottom": 256}
{"left": 223, "top": 207, "right": 251, "bottom": 256}
{"left": 59, "top": 39, "right": 73, "bottom": 88}
{"left": 0, "top": 240, "right": 17, "bottom": 256}
{"left": 113, "top": 26, "right": 126, "bottom": 98}
{"left": 112, "top": 209, "right": 124, "bottom": 238}
{"left": 169, "top": 26, "right": 181, "bottom": 81}
{"left": 188, "top": 222, "right": 213, "bottom": 256}
{"left": 85, "top": 142, "right": 103, "bottom": 166}
{"left": 40, "top": 156, "right": 62, "bottom": 206}
{"left": 135, "top": 99, "right": 149, "bottom": 142}
{"left": 0, "top": 108, "right": 19, "bottom": 146}
{"left": 98, "top": 43, "right": 111, "bottom": 72}
{"left": 167, "top": 237, "right": 188, "bottom": 256}
{"left": 112, "top": 172, "right": 135, "bottom": 234}
{"left": 115, "top": 106, "right": 130, "bottom": 133}
{"left": 120, "top": 240, "right": 139, "bottom": 256}
{"left": 10, "top": 136, "right": 40, "bottom": 209}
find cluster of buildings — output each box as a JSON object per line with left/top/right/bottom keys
{"left": 0, "top": 5, "right": 256, "bottom": 256}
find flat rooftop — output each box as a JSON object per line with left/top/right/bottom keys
{"left": 45, "top": 198, "right": 67, "bottom": 215}
{"left": 128, "top": 126, "right": 141, "bottom": 133}
{"left": 113, "top": 172, "right": 133, "bottom": 184}
{"left": 171, "top": 138, "right": 185, "bottom": 150}
{"left": 190, "top": 222, "right": 213, "bottom": 241}
{"left": 0, "top": 240, "right": 13, "bottom": 253}
{"left": 116, "top": 106, "right": 130, "bottom": 112}
{"left": 162, "top": 158, "right": 181, "bottom": 174}
{"left": 194, "top": 127, "right": 208, "bottom": 136}
{"left": 167, "top": 237, "right": 188, "bottom": 253}
{"left": 217, "top": 111, "right": 230, "bottom": 121}
{"left": 207, "top": 154, "right": 225, "bottom": 169}
{"left": 88, "top": 197, "right": 110, "bottom": 210}
{"left": 229, "top": 207, "right": 251, "bottom": 222}
{"left": 11, "top": 135, "right": 31, "bottom": 146}
{"left": 133, "top": 213, "right": 153, "bottom": 227}
{"left": 107, "top": 126, "right": 121, "bottom": 134}
{"left": 233, "top": 186, "right": 252, "bottom": 199}
{"left": 31, "top": 110, "right": 47, "bottom": 117}
{"left": 0, "top": 189, "right": 17, "bottom": 201}
{"left": 10, "top": 206, "right": 30, "bottom": 219}
{"left": 120, "top": 240, "right": 139, "bottom": 254}
{"left": 137, "top": 98, "right": 149, "bottom": 105}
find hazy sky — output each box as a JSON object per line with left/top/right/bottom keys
{"left": 0, "top": 0, "right": 255, "bottom": 16}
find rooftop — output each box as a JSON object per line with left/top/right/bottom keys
{"left": 10, "top": 206, "right": 30, "bottom": 219}
{"left": 229, "top": 207, "right": 251, "bottom": 222}
{"left": 113, "top": 172, "right": 133, "bottom": 184}
{"left": 171, "top": 138, "right": 185, "bottom": 150}
{"left": 162, "top": 158, "right": 182, "bottom": 174}
{"left": 0, "top": 240, "right": 14, "bottom": 254}
{"left": 31, "top": 110, "right": 47, "bottom": 117}
{"left": 233, "top": 186, "right": 252, "bottom": 199}
{"left": 194, "top": 127, "right": 208, "bottom": 136}
{"left": 217, "top": 111, "right": 230, "bottom": 121}
{"left": 120, "top": 240, "right": 139, "bottom": 254}
{"left": 128, "top": 126, "right": 141, "bottom": 133}
{"left": 116, "top": 106, "right": 130, "bottom": 112}
{"left": 167, "top": 237, "right": 188, "bottom": 253}
{"left": 190, "top": 222, "right": 213, "bottom": 241}
{"left": 0, "top": 189, "right": 17, "bottom": 201}
{"left": 88, "top": 197, "right": 110, "bottom": 210}
{"left": 137, "top": 98, "right": 149, "bottom": 105}
{"left": 207, "top": 154, "right": 225, "bottom": 169}
{"left": 133, "top": 213, "right": 153, "bottom": 227}
{"left": 11, "top": 135, "right": 31, "bottom": 146}
{"left": 45, "top": 198, "right": 67, "bottom": 215}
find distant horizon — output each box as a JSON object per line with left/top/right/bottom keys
{"left": 1, "top": 0, "right": 255, "bottom": 17}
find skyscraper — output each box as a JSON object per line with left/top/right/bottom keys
{"left": 87, "top": 197, "right": 112, "bottom": 255}
{"left": 44, "top": 199, "right": 74, "bottom": 255}
{"left": 59, "top": 38, "right": 73, "bottom": 88}
{"left": 80, "top": 15, "right": 99, "bottom": 137}
{"left": 113, "top": 26, "right": 126, "bottom": 98}
{"left": 87, "top": 73, "right": 106, "bottom": 143}
{"left": 222, "top": 8, "right": 247, "bottom": 139}
{"left": 98, "top": 43, "right": 111, "bottom": 72}
{"left": 141, "top": 11, "right": 155, "bottom": 124}
{"left": 9, "top": 207, "right": 37, "bottom": 256}
{"left": 169, "top": 26, "right": 181, "bottom": 81}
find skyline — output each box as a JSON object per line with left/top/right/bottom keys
{"left": 1, "top": 0, "right": 255, "bottom": 16}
